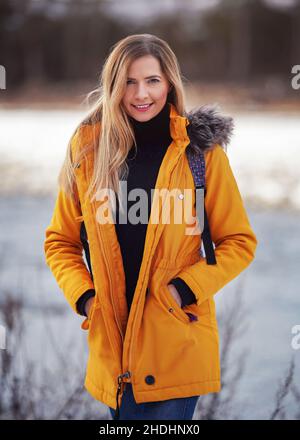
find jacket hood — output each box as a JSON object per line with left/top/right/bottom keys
{"left": 185, "top": 104, "right": 234, "bottom": 154}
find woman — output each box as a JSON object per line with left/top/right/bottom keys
{"left": 44, "top": 34, "right": 257, "bottom": 420}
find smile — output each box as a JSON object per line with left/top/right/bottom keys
{"left": 132, "top": 103, "right": 153, "bottom": 111}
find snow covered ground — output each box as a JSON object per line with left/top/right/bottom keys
{"left": 1, "top": 108, "right": 300, "bottom": 211}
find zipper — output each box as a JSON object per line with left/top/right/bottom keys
{"left": 93, "top": 202, "right": 136, "bottom": 421}
{"left": 113, "top": 371, "right": 131, "bottom": 420}
{"left": 126, "top": 150, "right": 185, "bottom": 382}
{"left": 85, "top": 157, "right": 130, "bottom": 412}
{"left": 90, "top": 195, "right": 132, "bottom": 419}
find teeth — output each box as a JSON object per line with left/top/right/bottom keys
{"left": 135, "top": 104, "right": 151, "bottom": 108}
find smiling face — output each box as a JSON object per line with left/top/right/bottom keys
{"left": 121, "top": 55, "right": 171, "bottom": 122}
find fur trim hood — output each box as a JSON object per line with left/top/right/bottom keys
{"left": 185, "top": 104, "right": 234, "bottom": 154}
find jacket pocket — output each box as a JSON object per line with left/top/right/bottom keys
{"left": 160, "top": 283, "right": 192, "bottom": 324}
{"left": 157, "top": 265, "right": 211, "bottom": 324}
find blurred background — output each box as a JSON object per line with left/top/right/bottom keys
{"left": 0, "top": 0, "right": 300, "bottom": 420}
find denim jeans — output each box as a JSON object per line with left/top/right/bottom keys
{"left": 108, "top": 383, "right": 199, "bottom": 420}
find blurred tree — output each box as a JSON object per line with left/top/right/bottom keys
{"left": 225, "top": 0, "right": 252, "bottom": 82}
{"left": 291, "top": 0, "right": 300, "bottom": 65}
{"left": 1, "top": 0, "right": 300, "bottom": 89}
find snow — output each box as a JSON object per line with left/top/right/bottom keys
{"left": 1, "top": 108, "right": 300, "bottom": 210}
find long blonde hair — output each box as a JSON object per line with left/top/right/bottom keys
{"left": 58, "top": 33, "right": 187, "bottom": 206}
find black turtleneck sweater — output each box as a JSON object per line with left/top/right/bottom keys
{"left": 76, "top": 101, "right": 196, "bottom": 317}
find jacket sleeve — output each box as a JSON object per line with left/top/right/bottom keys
{"left": 76, "top": 289, "right": 96, "bottom": 317}
{"left": 175, "top": 144, "right": 258, "bottom": 306}
{"left": 44, "top": 136, "right": 95, "bottom": 315}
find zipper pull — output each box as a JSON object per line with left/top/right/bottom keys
{"left": 186, "top": 312, "right": 198, "bottom": 322}
{"left": 113, "top": 371, "right": 131, "bottom": 420}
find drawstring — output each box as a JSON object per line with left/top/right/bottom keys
{"left": 186, "top": 312, "right": 198, "bottom": 322}
{"left": 114, "top": 377, "right": 123, "bottom": 420}
{"left": 114, "top": 371, "right": 131, "bottom": 420}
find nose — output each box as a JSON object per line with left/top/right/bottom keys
{"left": 134, "top": 82, "right": 149, "bottom": 101}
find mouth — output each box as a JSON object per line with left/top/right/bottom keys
{"left": 131, "top": 103, "right": 153, "bottom": 112}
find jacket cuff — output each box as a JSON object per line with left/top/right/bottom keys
{"left": 169, "top": 278, "right": 197, "bottom": 307}
{"left": 76, "top": 289, "right": 96, "bottom": 317}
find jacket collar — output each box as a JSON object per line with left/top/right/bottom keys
{"left": 169, "top": 102, "right": 234, "bottom": 154}
{"left": 169, "top": 103, "right": 190, "bottom": 152}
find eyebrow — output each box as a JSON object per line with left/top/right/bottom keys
{"left": 127, "top": 75, "right": 161, "bottom": 80}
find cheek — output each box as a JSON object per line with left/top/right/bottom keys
{"left": 155, "top": 85, "right": 170, "bottom": 100}
{"left": 122, "top": 92, "right": 131, "bottom": 108}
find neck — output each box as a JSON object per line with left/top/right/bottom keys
{"left": 129, "top": 101, "right": 171, "bottom": 146}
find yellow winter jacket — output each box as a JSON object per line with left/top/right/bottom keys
{"left": 44, "top": 103, "right": 257, "bottom": 410}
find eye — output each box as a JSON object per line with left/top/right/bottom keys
{"left": 126, "top": 78, "right": 160, "bottom": 85}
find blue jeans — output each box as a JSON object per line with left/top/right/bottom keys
{"left": 109, "top": 383, "right": 199, "bottom": 420}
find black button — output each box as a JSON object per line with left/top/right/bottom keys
{"left": 145, "top": 375, "right": 155, "bottom": 385}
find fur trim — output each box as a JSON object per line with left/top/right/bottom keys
{"left": 185, "top": 104, "right": 234, "bottom": 154}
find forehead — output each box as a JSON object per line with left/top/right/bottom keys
{"left": 127, "top": 55, "right": 163, "bottom": 77}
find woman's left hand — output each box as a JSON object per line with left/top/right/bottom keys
{"left": 167, "top": 284, "right": 182, "bottom": 308}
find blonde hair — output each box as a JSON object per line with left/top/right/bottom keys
{"left": 58, "top": 33, "right": 187, "bottom": 206}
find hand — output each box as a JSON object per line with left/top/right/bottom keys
{"left": 167, "top": 284, "right": 182, "bottom": 308}
{"left": 85, "top": 297, "right": 95, "bottom": 319}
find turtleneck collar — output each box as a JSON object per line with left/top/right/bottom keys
{"left": 129, "top": 101, "right": 171, "bottom": 146}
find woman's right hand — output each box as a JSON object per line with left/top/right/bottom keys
{"left": 85, "top": 297, "right": 95, "bottom": 319}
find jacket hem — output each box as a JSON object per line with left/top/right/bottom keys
{"left": 133, "top": 380, "right": 221, "bottom": 404}
{"left": 84, "top": 375, "right": 221, "bottom": 410}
